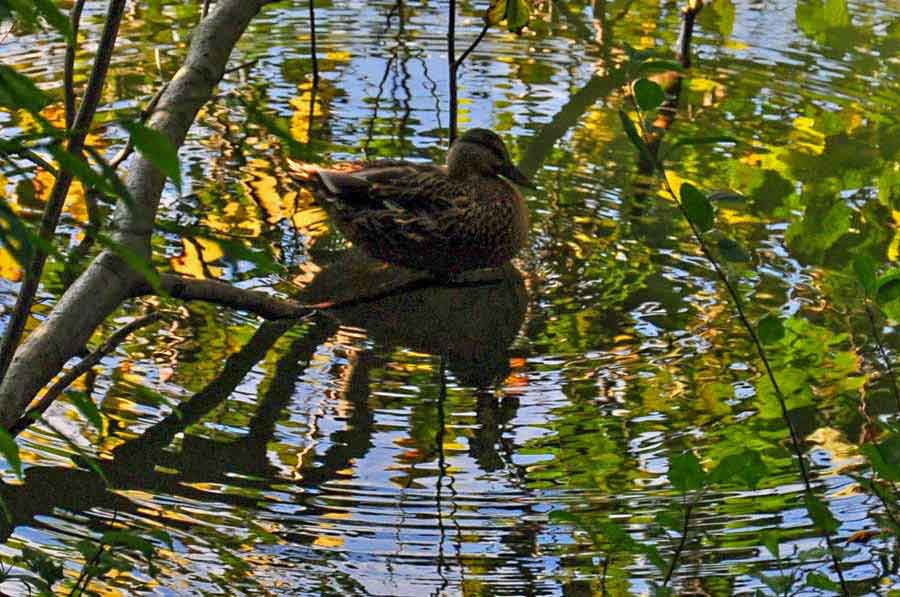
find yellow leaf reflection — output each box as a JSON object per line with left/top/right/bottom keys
{"left": 169, "top": 237, "right": 224, "bottom": 279}
{"left": 313, "top": 535, "right": 344, "bottom": 548}
{"left": 289, "top": 83, "right": 324, "bottom": 144}
{"left": 0, "top": 247, "right": 22, "bottom": 282}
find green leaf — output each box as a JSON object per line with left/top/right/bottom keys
{"left": 32, "top": 0, "right": 72, "bottom": 40}
{"left": 0, "top": 200, "right": 60, "bottom": 266}
{"left": 101, "top": 531, "right": 155, "bottom": 559}
{"left": 709, "top": 449, "right": 767, "bottom": 489}
{"left": 486, "top": 0, "right": 530, "bottom": 33}
{"left": 597, "top": 521, "right": 636, "bottom": 550}
{"left": 548, "top": 509, "right": 580, "bottom": 524}
{"left": 68, "top": 391, "right": 103, "bottom": 434}
{"left": 244, "top": 102, "right": 309, "bottom": 158}
{"left": 39, "top": 417, "right": 109, "bottom": 485}
{"left": 669, "top": 451, "right": 705, "bottom": 492}
{"left": 641, "top": 543, "right": 667, "bottom": 572}
{"left": 0, "top": 64, "right": 51, "bottom": 115}
{"left": 633, "top": 78, "right": 665, "bottom": 111}
{"left": 655, "top": 509, "right": 682, "bottom": 531}
{"left": 760, "top": 530, "right": 780, "bottom": 559}
{"left": 861, "top": 434, "right": 900, "bottom": 482}
{"left": 853, "top": 255, "right": 878, "bottom": 296}
{"left": 757, "top": 314, "right": 785, "bottom": 345}
{"left": 0, "top": 427, "right": 22, "bottom": 479}
{"left": 877, "top": 271, "right": 900, "bottom": 304}
{"left": 804, "top": 493, "right": 839, "bottom": 535}
{"left": 18, "top": 547, "right": 64, "bottom": 588}
{"left": 717, "top": 237, "right": 751, "bottom": 263}
{"left": 679, "top": 182, "right": 715, "bottom": 233}
{"left": 806, "top": 572, "right": 839, "bottom": 591}
{"left": 82, "top": 145, "right": 135, "bottom": 207}
{"left": 149, "top": 529, "right": 174, "bottom": 549}
{"left": 618, "top": 109, "right": 655, "bottom": 166}
{"left": 120, "top": 120, "right": 182, "bottom": 192}
{"left": 75, "top": 538, "right": 100, "bottom": 560}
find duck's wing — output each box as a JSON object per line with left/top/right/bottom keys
{"left": 318, "top": 164, "right": 462, "bottom": 214}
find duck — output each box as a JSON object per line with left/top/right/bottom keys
{"left": 290, "top": 129, "right": 533, "bottom": 275}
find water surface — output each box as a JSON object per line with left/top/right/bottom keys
{"left": 1, "top": 0, "right": 899, "bottom": 594}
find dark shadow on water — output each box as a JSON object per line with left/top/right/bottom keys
{"left": 298, "top": 249, "right": 529, "bottom": 389}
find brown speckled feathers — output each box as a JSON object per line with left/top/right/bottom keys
{"left": 289, "top": 130, "right": 532, "bottom": 274}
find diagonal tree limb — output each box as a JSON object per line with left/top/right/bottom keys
{"left": 0, "top": 0, "right": 128, "bottom": 383}
{"left": 0, "top": 0, "right": 271, "bottom": 429}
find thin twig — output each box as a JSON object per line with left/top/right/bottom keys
{"left": 454, "top": 20, "right": 489, "bottom": 70}
{"left": 0, "top": 0, "right": 128, "bottom": 384}
{"left": 653, "top": 166, "right": 849, "bottom": 594}
{"left": 201, "top": 0, "right": 212, "bottom": 18}
{"left": 10, "top": 312, "right": 161, "bottom": 436}
{"left": 69, "top": 510, "right": 119, "bottom": 596}
{"left": 109, "top": 82, "right": 168, "bottom": 170}
{"left": 448, "top": 11, "right": 491, "bottom": 144}
{"left": 64, "top": 0, "right": 88, "bottom": 130}
{"left": 675, "top": 0, "right": 702, "bottom": 68}
{"left": 223, "top": 58, "right": 259, "bottom": 75}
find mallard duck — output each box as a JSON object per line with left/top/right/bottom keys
{"left": 291, "top": 129, "right": 533, "bottom": 275}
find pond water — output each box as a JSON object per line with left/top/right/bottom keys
{"left": 1, "top": 0, "right": 899, "bottom": 594}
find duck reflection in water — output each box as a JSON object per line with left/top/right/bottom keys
{"left": 294, "top": 249, "right": 529, "bottom": 472}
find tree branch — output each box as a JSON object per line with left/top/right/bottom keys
{"left": 9, "top": 312, "right": 161, "bottom": 436}
{"left": 64, "top": 0, "right": 87, "bottom": 130}
{"left": 0, "top": 0, "right": 272, "bottom": 429}
{"left": 0, "top": 0, "right": 127, "bottom": 384}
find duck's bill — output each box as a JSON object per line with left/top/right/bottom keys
{"left": 501, "top": 163, "right": 536, "bottom": 189}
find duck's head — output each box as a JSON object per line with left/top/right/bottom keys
{"left": 447, "top": 128, "right": 534, "bottom": 188}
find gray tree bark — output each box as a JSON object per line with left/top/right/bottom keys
{"left": 0, "top": 0, "right": 269, "bottom": 428}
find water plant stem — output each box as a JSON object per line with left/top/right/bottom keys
{"left": 447, "top": 0, "right": 457, "bottom": 143}
{"left": 662, "top": 495, "right": 696, "bottom": 586}
{"left": 309, "top": 0, "right": 319, "bottom": 87}
{"left": 863, "top": 301, "right": 900, "bottom": 412}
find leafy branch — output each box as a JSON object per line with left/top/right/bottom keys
{"left": 620, "top": 78, "right": 851, "bottom": 595}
